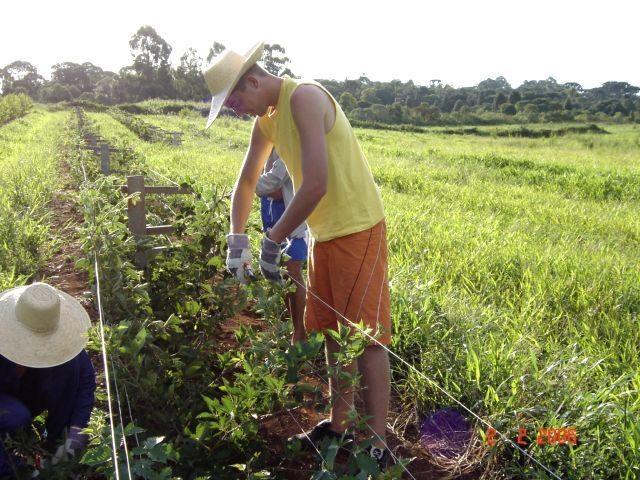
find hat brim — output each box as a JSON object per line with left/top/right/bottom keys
{"left": 0, "top": 286, "right": 91, "bottom": 368}
{"left": 205, "top": 42, "right": 265, "bottom": 129}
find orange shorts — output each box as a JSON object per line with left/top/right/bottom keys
{"left": 305, "top": 219, "right": 391, "bottom": 345}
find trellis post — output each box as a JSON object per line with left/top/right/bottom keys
{"left": 100, "top": 143, "right": 110, "bottom": 175}
{"left": 126, "top": 175, "right": 148, "bottom": 267}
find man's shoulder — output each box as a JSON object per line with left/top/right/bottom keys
{"left": 290, "top": 81, "right": 334, "bottom": 111}
{"left": 291, "top": 81, "right": 325, "bottom": 98}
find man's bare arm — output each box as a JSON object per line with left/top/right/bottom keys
{"left": 231, "top": 119, "right": 273, "bottom": 233}
{"left": 268, "top": 85, "right": 329, "bottom": 243}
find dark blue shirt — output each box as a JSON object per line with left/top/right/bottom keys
{"left": 0, "top": 351, "right": 96, "bottom": 441}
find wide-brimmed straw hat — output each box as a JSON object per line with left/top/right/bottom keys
{"left": 203, "top": 41, "right": 264, "bottom": 129}
{"left": 0, "top": 283, "right": 91, "bottom": 368}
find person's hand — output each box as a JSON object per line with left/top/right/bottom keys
{"left": 259, "top": 232, "right": 283, "bottom": 284}
{"left": 226, "top": 234, "right": 253, "bottom": 284}
{"left": 51, "top": 427, "right": 86, "bottom": 465}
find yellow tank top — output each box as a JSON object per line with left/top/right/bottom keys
{"left": 257, "top": 76, "right": 384, "bottom": 242}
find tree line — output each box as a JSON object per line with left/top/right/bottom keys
{"left": 1, "top": 25, "right": 638, "bottom": 126}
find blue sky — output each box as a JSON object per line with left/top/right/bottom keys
{"left": 2, "top": 0, "right": 638, "bottom": 89}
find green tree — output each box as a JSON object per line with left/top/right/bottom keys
{"left": 493, "top": 92, "right": 507, "bottom": 111}
{"left": 388, "top": 102, "right": 404, "bottom": 123}
{"left": 0, "top": 61, "right": 43, "bottom": 96}
{"left": 39, "top": 83, "right": 72, "bottom": 102}
{"left": 596, "top": 81, "right": 639, "bottom": 99}
{"left": 478, "top": 76, "right": 511, "bottom": 91}
{"left": 370, "top": 104, "right": 389, "bottom": 123}
{"left": 174, "top": 48, "right": 208, "bottom": 100}
{"left": 563, "top": 97, "right": 573, "bottom": 110}
{"left": 452, "top": 99, "right": 464, "bottom": 112}
{"left": 339, "top": 92, "right": 357, "bottom": 112}
{"left": 114, "top": 67, "right": 138, "bottom": 103}
{"left": 128, "top": 25, "right": 174, "bottom": 99}
{"left": 206, "top": 42, "right": 226, "bottom": 63}
{"left": 51, "top": 62, "right": 100, "bottom": 93}
{"left": 360, "top": 87, "right": 381, "bottom": 106}
{"left": 343, "top": 78, "right": 362, "bottom": 96}
{"left": 508, "top": 90, "right": 521, "bottom": 104}
{"left": 413, "top": 103, "right": 441, "bottom": 124}
{"left": 262, "top": 44, "right": 293, "bottom": 76}
{"left": 94, "top": 72, "right": 119, "bottom": 104}
{"left": 375, "top": 84, "right": 395, "bottom": 104}
{"left": 500, "top": 103, "right": 516, "bottom": 115}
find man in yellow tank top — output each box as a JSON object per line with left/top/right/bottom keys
{"left": 203, "top": 42, "right": 392, "bottom": 470}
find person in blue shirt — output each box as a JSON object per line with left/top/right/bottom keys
{"left": 255, "top": 148, "right": 308, "bottom": 344}
{"left": 0, "top": 283, "right": 95, "bottom": 477}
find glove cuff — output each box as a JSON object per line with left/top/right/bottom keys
{"left": 67, "top": 426, "right": 87, "bottom": 449}
{"left": 262, "top": 234, "right": 281, "bottom": 253}
{"left": 227, "top": 233, "right": 250, "bottom": 249}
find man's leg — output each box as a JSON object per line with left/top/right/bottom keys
{"left": 285, "top": 259, "right": 307, "bottom": 344}
{"left": 325, "top": 335, "right": 357, "bottom": 434}
{"left": 357, "top": 345, "right": 390, "bottom": 448}
{"left": 326, "top": 220, "right": 392, "bottom": 447}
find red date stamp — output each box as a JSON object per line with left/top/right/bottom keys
{"left": 485, "top": 427, "right": 578, "bottom": 447}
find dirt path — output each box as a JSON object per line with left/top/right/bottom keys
{"left": 34, "top": 164, "right": 94, "bottom": 321}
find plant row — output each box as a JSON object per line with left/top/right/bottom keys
{"left": 109, "top": 109, "right": 182, "bottom": 144}
{"left": 0, "top": 93, "right": 32, "bottom": 125}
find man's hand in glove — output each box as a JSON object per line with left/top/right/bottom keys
{"left": 51, "top": 426, "right": 86, "bottom": 465}
{"left": 260, "top": 232, "right": 283, "bottom": 284}
{"left": 226, "top": 234, "right": 253, "bottom": 284}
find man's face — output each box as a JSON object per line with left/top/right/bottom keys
{"left": 224, "top": 78, "right": 267, "bottom": 117}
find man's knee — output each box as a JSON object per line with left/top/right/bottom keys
{"left": 0, "top": 396, "right": 31, "bottom": 433}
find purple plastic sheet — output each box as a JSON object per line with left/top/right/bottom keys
{"left": 420, "top": 407, "right": 473, "bottom": 458}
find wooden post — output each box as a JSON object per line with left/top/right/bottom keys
{"left": 121, "top": 178, "right": 193, "bottom": 268}
{"left": 126, "top": 175, "right": 147, "bottom": 268}
{"left": 100, "top": 144, "right": 110, "bottom": 175}
{"left": 171, "top": 132, "right": 180, "bottom": 146}
{"left": 77, "top": 108, "right": 84, "bottom": 130}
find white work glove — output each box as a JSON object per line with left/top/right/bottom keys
{"left": 51, "top": 426, "right": 86, "bottom": 466}
{"left": 226, "top": 234, "right": 253, "bottom": 284}
{"left": 259, "top": 233, "right": 283, "bottom": 284}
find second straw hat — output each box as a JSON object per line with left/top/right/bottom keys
{"left": 0, "top": 282, "right": 91, "bottom": 368}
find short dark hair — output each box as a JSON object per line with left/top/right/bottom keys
{"left": 234, "top": 63, "right": 268, "bottom": 92}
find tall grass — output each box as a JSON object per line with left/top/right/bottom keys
{"left": 86, "top": 112, "right": 639, "bottom": 478}
{"left": 0, "top": 109, "right": 66, "bottom": 290}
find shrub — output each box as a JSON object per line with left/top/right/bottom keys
{"left": 0, "top": 93, "right": 32, "bottom": 124}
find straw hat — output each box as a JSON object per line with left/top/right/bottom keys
{"left": 0, "top": 283, "right": 91, "bottom": 368}
{"left": 203, "top": 41, "right": 264, "bottom": 129}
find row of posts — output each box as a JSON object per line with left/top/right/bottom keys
{"left": 76, "top": 108, "right": 122, "bottom": 175}
{"left": 75, "top": 108, "right": 191, "bottom": 268}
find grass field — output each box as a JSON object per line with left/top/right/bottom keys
{"left": 2, "top": 108, "right": 639, "bottom": 479}
{"left": 0, "top": 108, "right": 67, "bottom": 290}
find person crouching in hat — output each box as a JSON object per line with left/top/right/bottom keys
{"left": 0, "top": 283, "right": 95, "bottom": 477}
